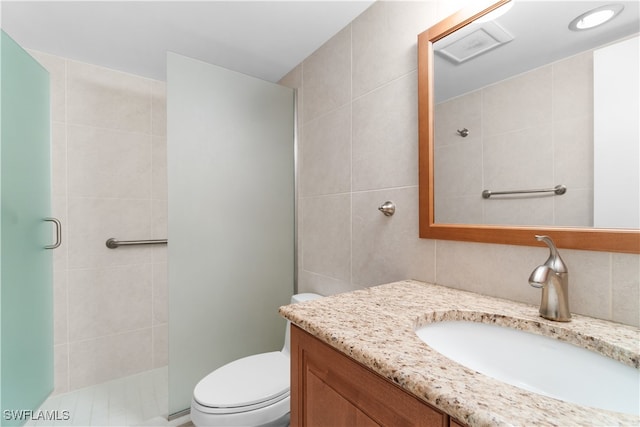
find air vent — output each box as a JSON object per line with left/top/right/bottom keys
{"left": 435, "top": 21, "right": 514, "bottom": 64}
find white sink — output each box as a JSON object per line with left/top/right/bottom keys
{"left": 416, "top": 321, "right": 640, "bottom": 415}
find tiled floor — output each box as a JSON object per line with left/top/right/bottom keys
{"left": 25, "top": 367, "right": 191, "bottom": 427}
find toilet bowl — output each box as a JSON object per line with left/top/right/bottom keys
{"left": 191, "top": 293, "right": 322, "bottom": 427}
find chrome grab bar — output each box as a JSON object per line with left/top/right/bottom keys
{"left": 106, "top": 238, "right": 168, "bottom": 249}
{"left": 482, "top": 184, "right": 566, "bottom": 199}
{"left": 44, "top": 217, "right": 62, "bottom": 249}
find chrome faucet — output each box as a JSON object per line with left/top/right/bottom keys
{"left": 528, "top": 235, "right": 571, "bottom": 322}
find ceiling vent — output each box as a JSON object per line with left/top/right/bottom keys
{"left": 435, "top": 21, "right": 514, "bottom": 64}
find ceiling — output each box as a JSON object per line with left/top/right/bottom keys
{"left": 1, "top": 1, "right": 375, "bottom": 82}
{"left": 435, "top": 1, "right": 640, "bottom": 102}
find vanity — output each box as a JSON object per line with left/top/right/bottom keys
{"left": 279, "top": 281, "right": 640, "bottom": 426}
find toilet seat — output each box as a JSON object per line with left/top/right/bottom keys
{"left": 193, "top": 351, "right": 290, "bottom": 415}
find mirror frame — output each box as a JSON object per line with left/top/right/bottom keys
{"left": 418, "top": 0, "right": 640, "bottom": 254}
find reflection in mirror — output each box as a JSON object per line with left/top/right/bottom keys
{"left": 433, "top": 1, "right": 639, "bottom": 228}
{"left": 418, "top": 0, "right": 640, "bottom": 253}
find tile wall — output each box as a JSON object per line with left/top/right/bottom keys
{"left": 279, "top": 0, "right": 639, "bottom": 327}
{"left": 30, "top": 50, "right": 168, "bottom": 394}
{"left": 434, "top": 51, "right": 593, "bottom": 226}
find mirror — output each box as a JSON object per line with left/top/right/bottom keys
{"left": 418, "top": 0, "right": 640, "bottom": 253}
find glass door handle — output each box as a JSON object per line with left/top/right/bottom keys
{"left": 44, "top": 217, "right": 62, "bottom": 249}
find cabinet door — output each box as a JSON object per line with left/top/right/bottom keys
{"left": 291, "top": 326, "right": 446, "bottom": 427}
{"left": 305, "top": 371, "right": 379, "bottom": 427}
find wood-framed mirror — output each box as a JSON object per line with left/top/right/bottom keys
{"left": 418, "top": 0, "right": 639, "bottom": 253}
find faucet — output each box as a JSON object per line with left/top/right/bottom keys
{"left": 528, "top": 235, "right": 571, "bottom": 322}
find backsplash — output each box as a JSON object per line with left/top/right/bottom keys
{"left": 30, "top": 50, "right": 168, "bottom": 394}
{"left": 279, "top": 0, "right": 639, "bottom": 327}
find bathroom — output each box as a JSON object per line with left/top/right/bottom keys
{"left": 1, "top": 0, "right": 638, "bottom": 426}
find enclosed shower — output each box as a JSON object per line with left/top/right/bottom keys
{"left": 1, "top": 35, "right": 295, "bottom": 427}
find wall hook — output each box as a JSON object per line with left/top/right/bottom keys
{"left": 457, "top": 128, "right": 469, "bottom": 137}
{"left": 378, "top": 201, "right": 395, "bottom": 216}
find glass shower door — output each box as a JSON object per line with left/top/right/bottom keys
{"left": 167, "top": 53, "right": 295, "bottom": 416}
{"left": 1, "top": 31, "right": 54, "bottom": 426}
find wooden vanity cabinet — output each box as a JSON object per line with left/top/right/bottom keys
{"left": 291, "top": 325, "right": 464, "bottom": 427}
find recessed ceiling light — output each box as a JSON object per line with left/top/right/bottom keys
{"left": 569, "top": 4, "right": 624, "bottom": 31}
{"left": 476, "top": 1, "right": 514, "bottom": 24}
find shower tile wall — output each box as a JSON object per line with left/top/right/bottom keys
{"left": 30, "top": 50, "right": 168, "bottom": 395}
{"left": 434, "top": 51, "right": 593, "bottom": 226}
{"left": 279, "top": 0, "right": 640, "bottom": 327}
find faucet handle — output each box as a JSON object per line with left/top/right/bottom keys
{"left": 535, "top": 235, "right": 567, "bottom": 273}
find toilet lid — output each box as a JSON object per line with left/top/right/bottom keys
{"left": 193, "top": 351, "right": 290, "bottom": 410}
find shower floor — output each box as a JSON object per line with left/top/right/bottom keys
{"left": 25, "top": 367, "right": 191, "bottom": 427}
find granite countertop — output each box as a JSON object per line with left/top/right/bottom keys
{"left": 279, "top": 280, "right": 640, "bottom": 426}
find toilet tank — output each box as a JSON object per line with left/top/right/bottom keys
{"left": 282, "top": 293, "right": 322, "bottom": 354}
{"left": 291, "top": 293, "right": 322, "bottom": 304}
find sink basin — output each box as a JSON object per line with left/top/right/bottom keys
{"left": 416, "top": 321, "right": 640, "bottom": 415}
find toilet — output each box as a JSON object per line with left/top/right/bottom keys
{"left": 190, "top": 293, "right": 322, "bottom": 427}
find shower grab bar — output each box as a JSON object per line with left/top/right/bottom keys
{"left": 482, "top": 184, "right": 566, "bottom": 199}
{"left": 106, "top": 238, "right": 167, "bottom": 249}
